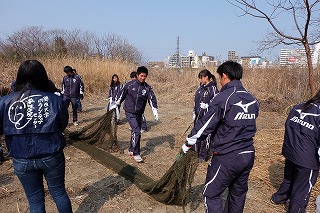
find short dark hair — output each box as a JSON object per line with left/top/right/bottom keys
{"left": 136, "top": 66, "right": 148, "bottom": 76}
{"left": 64, "top": 66, "right": 73, "bottom": 73}
{"left": 217, "top": 61, "right": 243, "bottom": 80}
{"left": 130, "top": 71, "right": 137, "bottom": 79}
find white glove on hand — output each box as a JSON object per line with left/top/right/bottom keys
{"left": 200, "top": 102, "right": 209, "bottom": 109}
{"left": 109, "top": 101, "right": 117, "bottom": 110}
{"left": 181, "top": 144, "right": 191, "bottom": 154}
{"left": 152, "top": 109, "right": 159, "bottom": 121}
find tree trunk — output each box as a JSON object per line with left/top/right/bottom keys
{"left": 304, "top": 42, "right": 316, "bottom": 96}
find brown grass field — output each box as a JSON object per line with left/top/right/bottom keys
{"left": 1, "top": 57, "right": 320, "bottom": 212}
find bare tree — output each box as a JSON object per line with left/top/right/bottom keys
{"left": 228, "top": 0, "right": 320, "bottom": 95}
{"left": 0, "top": 26, "right": 143, "bottom": 64}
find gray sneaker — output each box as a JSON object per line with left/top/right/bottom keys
{"left": 73, "top": 122, "right": 79, "bottom": 126}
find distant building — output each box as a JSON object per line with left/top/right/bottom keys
{"left": 279, "top": 43, "right": 320, "bottom": 67}
{"left": 228, "top": 50, "right": 238, "bottom": 62}
{"left": 167, "top": 53, "right": 180, "bottom": 68}
{"left": 166, "top": 50, "right": 217, "bottom": 68}
{"left": 240, "top": 56, "right": 262, "bottom": 67}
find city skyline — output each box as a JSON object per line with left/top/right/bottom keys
{"left": 0, "top": 0, "right": 305, "bottom": 62}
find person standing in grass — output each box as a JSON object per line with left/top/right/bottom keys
{"left": 182, "top": 61, "right": 259, "bottom": 212}
{"left": 0, "top": 60, "right": 72, "bottom": 213}
{"left": 271, "top": 90, "right": 320, "bottom": 212}
{"left": 61, "top": 65, "right": 84, "bottom": 126}
{"left": 192, "top": 69, "right": 219, "bottom": 162}
{"left": 117, "top": 66, "right": 159, "bottom": 162}
{"left": 107, "top": 74, "right": 123, "bottom": 123}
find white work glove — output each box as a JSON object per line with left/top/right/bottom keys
{"left": 152, "top": 108, "right": 159, "bottom": 121}
{"left": 192, "top": 112, "right": 196, "bottom": 121}
{"left": 181, "top": 144, "right": 191, "bottom": 154}
{"left": 109, "top": 101, "right": 117, "bottom": 110}
{"left": 200, "top": 102, "right": 209, "bottom": 109}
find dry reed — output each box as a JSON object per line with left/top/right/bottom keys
{"left": 1, "top": 57, "right": 320, "bottom": 112}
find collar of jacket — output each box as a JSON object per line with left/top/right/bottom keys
{"left": 203, "top": 81, "right": 215, "bottom": 89}
{"left": 220, "top": 80, "right": 242, "bottom": 92}
{"left": 135, "top": 79, "right": 145, "bottom": 85}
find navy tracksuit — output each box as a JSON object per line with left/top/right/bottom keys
{"left": 61, "top": 74, "right": 84, "bottom": 122}
{"left": 186, "top": 80, "right": 259, "bottom": 213}
{"left": 272, "top": 102, "right": 320, "bottom": 213}
{"left": 193, "top": 81, "right": 219, "bottom": 160}
{"left": 118, "top": 79, "right": 158, "bottom": 156}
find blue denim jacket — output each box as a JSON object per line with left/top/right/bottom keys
{"left": 0, "top": 89, "right": 68, "bottom": 158}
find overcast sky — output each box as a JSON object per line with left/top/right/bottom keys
{"left": 0, "top": 0, "right": 292, "bottom": 62}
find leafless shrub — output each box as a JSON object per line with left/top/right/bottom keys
{"left": 0, "top": 27, "right": 142, "bottom": 64}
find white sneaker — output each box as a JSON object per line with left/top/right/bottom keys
{"left": 73, "top": 122, "right": 79, "bottom": 126}
{"left": 140, "top": 129, "right": 146, "bottom": 134}
{"left": 133, "top": 155, "right": 143, "bottom": 162}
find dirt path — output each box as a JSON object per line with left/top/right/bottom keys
{"left": 1, "top": 96, "right": 320, "bottom": 213}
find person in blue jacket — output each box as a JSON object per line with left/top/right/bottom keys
{"left": 271, "top": 90, "right": 320, "bottom": 212}
{"left": 117, "top": 66, "right": 159, "bottom": 162}
{"left": 127, "top": 71, "right": 147, "bottom": 133}
{"left": 61, "top": 65, "right": 84, "bottom": 126}
{"left": 182, "top": 61, "right": 259, "bottom": 213}
{"left": 107, "top": 74, "right": 123, "bottom": 123}
{"left": 0, "top": 60, "right": 72, "bottom": 213}
{"left": 73, "top": 69, "right": 83, "bottom": 112}
{"left": 193, "top": 69, "right": 219, "bottom": 162}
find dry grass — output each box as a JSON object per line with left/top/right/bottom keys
{"left": 1, "top": 57, "right": 320, "bottom": 113}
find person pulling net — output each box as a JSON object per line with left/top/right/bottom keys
{"left": 66, "top": 109, "right": 199, "bottom": 207}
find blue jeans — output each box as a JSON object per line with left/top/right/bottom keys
{"left": 13, "top": 151, "right": 72, "bottom": 213}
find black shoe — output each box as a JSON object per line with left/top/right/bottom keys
{"left": 270, "top": 196, "right": 287, "bottom": 205}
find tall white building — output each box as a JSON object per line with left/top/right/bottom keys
{"left": 279, "top": 44, "right": 320, "bottom": 67}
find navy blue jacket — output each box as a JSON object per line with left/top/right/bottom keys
{"left": 108, "top": 83, "right": 123, "bottom": 101}
{"left": 282, "top": 102, "right": 320, "bottom": 170}
{"left": 61, "top": 74, "right": 84, "bottom": 98}
{"left": 194, "top": 81, "right": 219, "bottom": 119}
{"left": 186, "top": 80, "right": 259, "bottom": 155}
{"left": 118, "top": 79, "right": 158, "bottom": 115}
{"left": 0, "top": 89, "right": 68, "bottom": 158}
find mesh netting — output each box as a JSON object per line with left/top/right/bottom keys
{"left": 66, "top": 109, "right": 199, "bottom": 206}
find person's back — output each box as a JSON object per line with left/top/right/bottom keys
{"left": 211, "top": 80, "right": 258, "bottom": 154}
{"left": 0, "top": 60, "right": 72, "bottom": 213}
{"left": 183, "top": 61, "right": 259, "bottom": 212}
{"left": 282, "top": 101, "right": 320, "bottom": 170}
{"left": 0, "top": 90, "right": 67, "bottom": 158}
